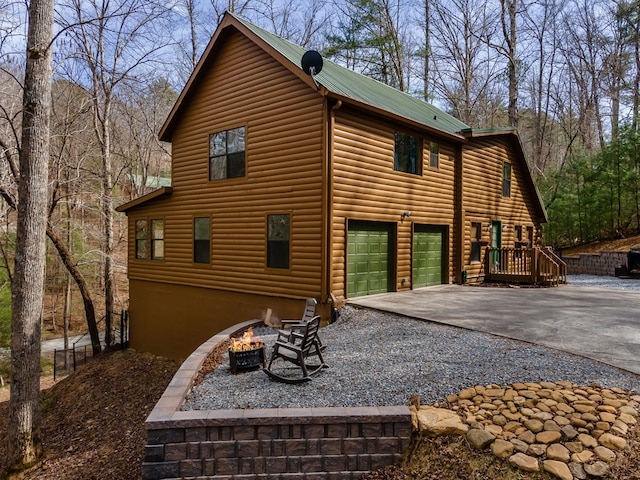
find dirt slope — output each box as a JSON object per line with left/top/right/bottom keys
{"left": 561, "top": 234, "right": 640, "bottom": 255}
{"left": 0, "top": 350, "right": 179, "bottom": 479}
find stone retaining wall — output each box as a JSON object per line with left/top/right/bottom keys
{"left": 561, "top": 251, "right": 627, "bottom": 276}
{"left": 142, "top": 320, "right": 412, "bottom": 480}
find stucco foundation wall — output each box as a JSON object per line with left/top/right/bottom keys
{"left": 561, "top": 251, "right": 627, "bottom": 276}
{"left": 143, "top": 321, "right": 412, "bottom": 480}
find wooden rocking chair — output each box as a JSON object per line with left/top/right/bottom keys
{"left": 264, "top": 315, "right": 328, "bottom": 384}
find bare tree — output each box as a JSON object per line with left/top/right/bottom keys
{"left": 499, "top": 0, "right": 519, "bottom": 126}
{"left": 521, "top": 0, "right": 561, "bottom": 172}
{"left": 7, "top": 0, "right": 54, "bottom": 469}
{"left": 429, "top": 0, "right": 503, "bottom": 126}
{"left": 57, "top": 0, "right": 173, "bottom": 348}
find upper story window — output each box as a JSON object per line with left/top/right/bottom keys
{"left": 135, "top": 219, "right": 148, "bottom": 259}
{"left": 502, "top": 162, "right": 512, "bottom": 197}
{"left": 209, "top": 126, "right": 246, "bottom": 180}
{"left": 267, "top": 214, "right": 290, "bottom": 269}
{"left": 394, "top": 132, "right": 421, "bottom": 175}
{"left": 151, "top": 219, "right": 165, "bottom": 260}
{"left": 194, "top": 217, "right": 211, "bottom": 264}
{"left": 429, "top": 142, "right": 439, "bottom": 169}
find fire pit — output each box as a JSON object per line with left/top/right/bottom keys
{"left": 228, "top": 327, "right": 265, "bottom": 374}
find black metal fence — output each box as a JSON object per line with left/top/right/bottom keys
{"left": 52, "top": 310, "right": 129, "bottom": 380}
{"left": 53, "top": 344, "right": 91, "bottom": 380}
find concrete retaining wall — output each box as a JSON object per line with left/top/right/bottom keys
{"left": 142, "top": 320, "right": 412, "bottom": 480}
{"left": 561, "top": 251, "right": 627, "bottom": 276}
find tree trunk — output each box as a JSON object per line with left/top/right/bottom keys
{"left": 7, "top": 0, "right": 54, "bottom": 469}
{"left": 501, "top": 0, "right": 518, "bottom": 127}
{"left": 46, "top": 226, "right": 102, "bottom": 355}
{"left": 423, "top": 0, "right": 430, "bottom": 102}
{"left": 102, "top": 110, "right": 115, "bottom": 349}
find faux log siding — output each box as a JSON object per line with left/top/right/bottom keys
{"left": 330, "top": 109, "right": 456, "bottom": 298}
{"left": 462, "top": 137, "right": 540, "bottom": 279}
{"left": 126, "top": 31, "right": 326, "bottom": 299}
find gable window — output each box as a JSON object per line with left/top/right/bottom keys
{"left": 429, "top": 142, "right": 439, "bottom": 169}
{"left": 502, "top": 162, "right": 512, "bottom": 197}
{"left": 135, "top": 219, "right": 148, "bottom": 259}
{"left": 193, "top": 217, "right": 210, "bottom": 264}
{"left": 267, "top": 214, "right": 290, "bottom": 269}
{"left": 209, "top": 126, "right": 246, "bottom": 180}
{"left": 151, "top": 219, "right": 165, "bottom": 260}
{"left": 470, "top": 222, "right": 482, "bottom": 262}
{"left": 394, "top": 132, "right": 420, "bottom": 175}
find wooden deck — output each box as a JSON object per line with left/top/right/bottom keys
{"left": 483, "top": 247, "right": 567, "bottom": 286}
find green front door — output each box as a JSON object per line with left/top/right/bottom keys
{"left": 413, "top": 227, "right": 445, "bottom": 287}
{"left": 347, "top": 222, "right": 391, "bottom": 297}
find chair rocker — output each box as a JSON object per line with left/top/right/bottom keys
{"left": 264, "top": 315, "right": 328, "bottom": 384}
{"left": 280, "top": 298, "right": 325, "bottom": 352}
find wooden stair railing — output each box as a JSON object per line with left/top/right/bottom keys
{"left": 484, "top": 247, "right": 567, "bottom": 286}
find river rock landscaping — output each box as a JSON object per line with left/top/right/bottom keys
{"left": 412, "top": 381, "right": 640, "bottom": 479}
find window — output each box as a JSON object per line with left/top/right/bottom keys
{"left": 135, "top": 220, "right": 148, "bottom": 259}
{"left": 429, "top": 142, "right": 439, "bottom": 169}
{"left": 193, "top": 217, "right": 210, "bottom": 264}
{"left": 527, "top": 226, "right": 534, "bottom": 248}
{"left": 514, "top": 225, "right": 524, "bottom": 248}
{"left": 209, "top": 126, "right": 246, "bottom": 180}
{"left": 503, "top": 162, "right": 512, "bottom": 197}
{"left": 470, "top": 222, "right": 482, "bottom": 262}
{"left": 394, "top": 132, "right": 420, "bottom": 175}
{"left": 151, "top": 219, "right": 165, "bottom": 260}
{"left": 267, "top": 214, "right": 290, "bottom": 269}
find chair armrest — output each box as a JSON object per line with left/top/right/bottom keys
{"left": 281, "top": 319, "right": 302, "bottom": 328}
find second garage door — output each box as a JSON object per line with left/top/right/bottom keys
{"left": 413, "top": 226, "right": 446, "bottom": 287}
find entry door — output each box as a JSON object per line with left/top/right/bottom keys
{"left": 491, "top": 220, "right": 502, "bottom": 269}
{"left": 347, "top": 222, "right": 392, "bottom": 297}
{"left": 413, "top": 226, "right": 445, "bottom": 287}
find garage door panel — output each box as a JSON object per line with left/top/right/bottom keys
{"left": 413, "top": 227, "right": 445, "bottom": 288}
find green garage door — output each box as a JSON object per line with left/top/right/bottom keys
{"left": 413, "top": 226, "right": 445, "bottom": 287}
{"left": 347, "top": 222, "right": 392, "bottom": 297}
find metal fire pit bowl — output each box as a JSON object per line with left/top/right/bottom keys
{"left": 229, "top": 343, "right": 266, "bottom": 374}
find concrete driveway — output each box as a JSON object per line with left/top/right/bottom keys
{"left": 350, "top": 284, "right": 640, "bottom": 375}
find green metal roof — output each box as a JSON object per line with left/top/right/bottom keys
{"left": 230, "top": 13, "right": 469, "bottom": 137}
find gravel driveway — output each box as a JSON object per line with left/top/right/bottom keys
{"left": 183, "top": 299, "right": 640, "bottom": 411}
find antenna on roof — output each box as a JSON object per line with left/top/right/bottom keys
{"left": 301, "top": 50, "right": 323, "bottom": 88}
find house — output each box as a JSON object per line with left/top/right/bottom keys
{"left": 116, "top": 12, "right": 547, "bottom": 360}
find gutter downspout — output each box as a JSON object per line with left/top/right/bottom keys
{"left": 324, "top": 100, "right": 342, "bottom": 309}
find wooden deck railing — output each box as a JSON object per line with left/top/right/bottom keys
{"left": 484, "top": 247, "right": 567, "bottom": 286}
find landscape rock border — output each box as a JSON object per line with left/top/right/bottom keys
{"left": 411, "top": 381, "right": 640, "bottom": 479}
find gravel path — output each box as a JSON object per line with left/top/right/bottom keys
{"left": 567, "top": 274, "right": 640, "bottom": 291}
{"left": 183, "top": 303, "right": 640, "bottom": 411}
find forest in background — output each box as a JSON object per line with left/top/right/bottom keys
{"left": 1, "top": 0, "right": 640, "bottom": 340}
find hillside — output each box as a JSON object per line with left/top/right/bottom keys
{"left": 0, "top": 350, "right": 179, "bottom": 479}
{"left": 560, "top": 234, "right": 640, "bottom": 256}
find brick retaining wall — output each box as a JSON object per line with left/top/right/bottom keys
{"left": 142, "top": 320, "right": 412, "bottom": 480}
{"left": 561, "top": 251, "right": 627, "bottom": 276}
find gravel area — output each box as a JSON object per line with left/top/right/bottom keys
{"left": 568, "top": 274, "right": 640, "bottom": 290}
{"left": 183, "top": 303, "right": 640, "bottom": 411}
